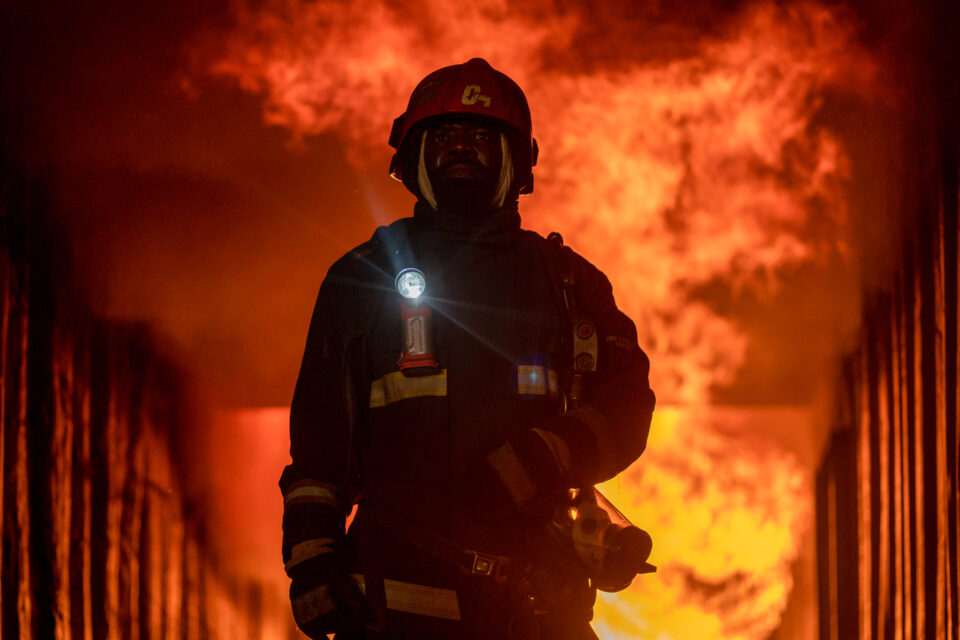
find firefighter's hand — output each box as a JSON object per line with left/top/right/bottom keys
{"left": 287, "top": 547, "right": 368, "bottom": 639}
{"left": 459, "top": 428, "right": 564, "bottom": 522}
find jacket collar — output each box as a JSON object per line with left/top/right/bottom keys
{"left": 413, "top": 200, "right": 521, "bottom": 245}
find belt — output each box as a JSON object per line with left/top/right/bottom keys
{"left": 371, "top": 504, "right": 518, "bottom": 583}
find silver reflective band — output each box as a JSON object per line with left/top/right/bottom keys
{"left": 517, "top": 365, "right": 559, "bottom": 396}
{"left": 291, "top": 584, "right": 335, "bottom": 626}
{"left": 352, "top": 574, "right": 461, "bottom": 621}
{"left": 396, "top": 268, "right": 427, "bottom": 299}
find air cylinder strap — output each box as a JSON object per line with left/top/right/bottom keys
{"left": 545, "top": 232, "right": 598, "bottom": 410}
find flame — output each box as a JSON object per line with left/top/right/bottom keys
{"left": 193, "top": 1, "right": 878, "bottom": 637}
{"left": 527, "top": 9, "right": 863, "bottom": 402}
{"left": 595, "top": 407, "right": 811, "bottom": 639}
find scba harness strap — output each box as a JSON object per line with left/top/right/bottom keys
{"left": 545, "top": 232, "right": 598, "bottom": 411}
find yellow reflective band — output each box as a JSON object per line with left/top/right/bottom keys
{"left": 369, "top": 370, "right": 448, "bottom": 408}
{"left": 353, "top": 574, "right": 461, "bottom": 621}
{"left": 291, "top": 584, "right": 335, "bottom": 626}
{"left": 517, "top": 365, "right": 559, "bottom": 397}
{"left": 285, "top": 537, "right": 335, "bottom": 572}
{"left": 283, "top": 481, "right": 339, "bottom": 507}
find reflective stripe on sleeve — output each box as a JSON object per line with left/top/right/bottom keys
{"left": 486, "top": 441, "right": 538, "bottom": 508}
{"left": 283, "top": 479, "right": 340, "bottom": 507}
{"left": 285, "top": 537, "right": 335, "bottom": 572}
{"left": 352, "top": 574, "right": 461, "bottom": 621}
{"left": 369, "top": 370, "right": 447, "bottom": 408}
{"left": 291, "top": 584, "right": 335, "bottom": 626}
{"left": 517, "top": 365, "right": 559, "bottom": 397}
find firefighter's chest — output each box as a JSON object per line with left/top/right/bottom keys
{"left": 366, "top": 247, "right": 562, "bottom": 402}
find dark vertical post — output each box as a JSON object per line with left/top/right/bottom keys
{"left": 26, "top": 194, "right": 58, "bottom": 640}
{"left": 89, "top": 325, "right": 111, "bottom": 640}
{"left": 0, "top": 201, "right": 27, "bottom": 640}
{"left": 70, "top": 336, "right": 92, "bottom": 640}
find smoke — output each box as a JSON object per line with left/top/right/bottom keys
{"left": 190, "top": 1, "right": 903, "bottom": 637}
{"left": 198, "top": 0, "right": 889, "bottom": 407}
{"left": 0, "top": 0, "right": 398, "bottom": 407}
{"left": 0, "top": 0, "right": 900, "bottom": 408}
{"left": 0, "top": 0, "right": 919, "bottom": 637}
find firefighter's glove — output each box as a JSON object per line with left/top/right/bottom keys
{"left": 282, "top": 495, "right": 367, "bottom": 639}
{"left": 285, "top": 537, "right": 368, "bottom": 639}
{"left": 460, "top": 427, "right": 568, "bottom": 522}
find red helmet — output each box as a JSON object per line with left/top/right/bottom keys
{"left": 388, "top": 58, "right": 538, "bottom": 196}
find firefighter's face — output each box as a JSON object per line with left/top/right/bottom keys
{"left": 423, "top": 118, "right": 503, "bottom": 211}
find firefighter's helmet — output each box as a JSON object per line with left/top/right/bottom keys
{"left": 389, "top": 58, "right": 538, "bottom": 198}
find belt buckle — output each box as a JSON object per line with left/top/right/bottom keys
{"left": 463, "top": 550, "right": 510, "bottom": 583}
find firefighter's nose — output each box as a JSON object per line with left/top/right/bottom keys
{"left": 447, "top": 140, "right": 477, "bottom": 158}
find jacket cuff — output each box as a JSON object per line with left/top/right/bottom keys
{"left": 486, "top": 428, "right": 564, "bottom": 509}
{"left": 281, "top": 479, "right": 348, "bottom": 566}
{"left": 285, "top": 537, "right": 337, "bottom": 574}
{"left": 534, "top": 412, "right": 606, "bottom": 486}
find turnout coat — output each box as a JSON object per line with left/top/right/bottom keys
{"left": 281, "top": 204, "right": 655, "bottom": 639}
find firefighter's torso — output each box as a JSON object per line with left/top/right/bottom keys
{"left": 349, "top": 217, "right": 574, "bottom": 636}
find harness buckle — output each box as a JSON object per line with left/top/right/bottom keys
{"left": 462, "top": 550, "right": 511, "bottom": 583}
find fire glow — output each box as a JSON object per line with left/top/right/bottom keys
{"left": 197, "top": 1, "right": 879, "bottom": 637}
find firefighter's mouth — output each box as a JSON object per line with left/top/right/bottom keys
{"left": 437, "top": 163, "right": 492, "bottom": 183}
{"left": 440, "top": 160, "right": 486, "bottom": 173}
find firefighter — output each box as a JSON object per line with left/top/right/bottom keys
{"left": 281, "top": 58, "right": 656, "bottom": 640}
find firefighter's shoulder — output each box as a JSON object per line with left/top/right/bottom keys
{"left": 525, "top": 229, "right": 612, "bottom": 291}
{"left": 335, "top": 218, "right": 416, "bottom": 265}
{"left": 325, "top": 218, "right": 413, "bottom": 278}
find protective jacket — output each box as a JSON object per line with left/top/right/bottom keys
{"left": 281, "top": 202, "right": 655, "bottom": 640}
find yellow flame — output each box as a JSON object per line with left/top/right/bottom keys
{"left": 596, "top": 407, "right": 809, "bottom": 638}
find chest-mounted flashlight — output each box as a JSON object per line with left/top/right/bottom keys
{"left": 396, "top": 268, "right": 426, "bottom": 300}
{"left": 395, "top": 268, "right": 440, "bottom": 376}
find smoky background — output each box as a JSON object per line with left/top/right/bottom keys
{"left": 1, "top": 0, "right": 951, "bottom": 638}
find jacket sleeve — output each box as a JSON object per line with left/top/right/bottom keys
{"left": 280, "top": 270, "right": 356, "bottom": 574}
{"left": 533, "top": 247, "right": 655, "bottom": 487}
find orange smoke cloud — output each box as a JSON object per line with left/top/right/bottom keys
{"left": 529, "top": 2, "right": 871, "bottom": 403}
{"left": 202, "top": 0, "right": 569, "bottom": 158}
{"left": 194, "top": 1, "right": 880, "bottom": 637}
{"left": 202, "top": 0, "right": 876, "bottom": 403}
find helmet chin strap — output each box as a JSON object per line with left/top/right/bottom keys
{"left": 493, "top": 133, "right": 514, "bottom": 208}
{"left": 417, "top": 132, "right": 439, "bottom": 210}
{"left": 417, "top": 132, "right": 514, "bottom": 212}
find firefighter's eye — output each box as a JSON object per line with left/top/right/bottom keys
{"left": 475, "top": 131, "right": 490, "bottom": 141}
{"left": 432, "top": 133, "right": 447, "bottom": 143}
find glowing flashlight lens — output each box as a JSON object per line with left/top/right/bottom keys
{"left": 395, "top": 268, "right": 426, "bottom": 299}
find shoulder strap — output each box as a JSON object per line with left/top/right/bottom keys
{"left": 547, "top": 232, "right": 577, "bottom": 311}
{"left": 543, "top": 232, "right": 598, "bottom": 410}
